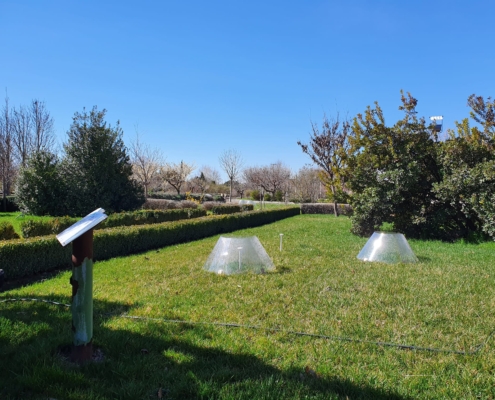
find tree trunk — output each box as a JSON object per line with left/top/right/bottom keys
{"left": 331, "top": 185, "right": 339, "bottom": 217}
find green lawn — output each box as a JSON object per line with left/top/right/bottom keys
{"left": 1, "top": 215, "right": 495, "bottom": 399}
{"left": 0, "top": 212, "right": 54, "bottom": 236}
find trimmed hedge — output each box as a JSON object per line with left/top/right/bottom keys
{"left": 300, "top": 203, "right": 353, "bottom": 216}
{"left": 0, "top": 207, "right": 301, "bottom": 280}
{"left": 0, "top": 222, "right": 19, "bottom": 240}
{"left": 202, "top": 203, "right": 254, "bottom": 214}
{"left": 20, "top": 209, "right": 207, "bottom": 238}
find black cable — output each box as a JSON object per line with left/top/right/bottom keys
{"left": 2, "top": 297, "right": 493, "bottom": 355}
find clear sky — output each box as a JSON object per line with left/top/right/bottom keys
{"left": 1, "top": 1, "right": 494, "bottom": 181}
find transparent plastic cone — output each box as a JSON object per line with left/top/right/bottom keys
{"left": 357, "top": 232, "right": 418, "bottom": 264}
{"left": 204, "top": 236, "right": 275, "bottom": 275}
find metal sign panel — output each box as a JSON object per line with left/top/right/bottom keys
{"left": 56, "top": 208, "right": 108, "bottom": 247}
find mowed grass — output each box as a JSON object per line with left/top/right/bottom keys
{"left": 0, "top": 212, "right": 54, "bottom": 236}
{"left": 1, "top": 215, "right": 495, "bottom": 399}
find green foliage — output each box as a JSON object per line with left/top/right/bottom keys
{"left": 62, "top": 106, "right": 144, "bottom": 216}
{"left": 0, "top": 207, "right": 300, "bottom": 279}
{"left": 274, "top": 190, "right": 283, "bottom": 201}
{"left": 20, "top": 216, "right": 77, "bottom": 238}
{"left": 19, "top": 209, "right": 207, "bottom": 238}
{"left": 202, "top": 202, "right": 253, "bottom": 215}
{"left": 0, "top": 221, "right": 19, "bottom": 240}
{"left": 250, "top": 189, "right": 260, "bottom": 201}
{"left": 348, "top": 92, "right": 469, "bottom": 240}
{"left": 101, "top": 208, "right": 206, "bottom": 228}
{"left": 14, "top": 150, "right": 69, "bottom": 216}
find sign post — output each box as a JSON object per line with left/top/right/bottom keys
{"left": 56, "top": 208, "right": 107, "bottom": 363}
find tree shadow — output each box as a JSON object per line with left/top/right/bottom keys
{"left": 0, "top": 296, "right": 412, "bottom": 400}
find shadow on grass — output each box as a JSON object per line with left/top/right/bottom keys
{"left": 0, "top": 296, "right": 411, "bottom": 400}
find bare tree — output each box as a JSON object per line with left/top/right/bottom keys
{"left": 298, "top": 114, "right": 350, "bottom": 216}
{"left": 244, "top": 162, "right": 291, "bottom": 198}
{"left": 160, "top": 160, "right": 195, "bottom": 195}
{"left": 233, "top": 179, "right": 248, "bottom": 199}
{"left": 130, "top": 131, "right": 164, "bottom": 198}
{"left": 10, "top": 99, "right": 55, "bottom": 169}
{"left": 219, "top": 149, "right": 243, "bottom": 202}
{"left": 0, "top": 93, "right": 16, "bottom": 210}
{"left": 12, "top": 104, "right": 32, "bottom": 167}
{"left": 292, "top": 166, "right": 321, "bottom": 202}
{"left": 200, "top": 165, "right": 221, "bottom": 185}
{"left": 30, "top": 99, "right": 54, "bottom": 153}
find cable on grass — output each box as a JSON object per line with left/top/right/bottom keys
{"left": 1, "top": 297, "right": 493, "bottom": 356}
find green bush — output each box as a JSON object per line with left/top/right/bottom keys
{"left": 0, "top": 222, "right": 20, "bottom": 240}
{"left": 250, "top": 190, "right": 260, "bottom": 201}
{"left": 21, "top": 217, "right": 78, "bottom": 238}
{"left": 202, "top": 202, "right": 253, "bottom": 215}
{"left": 20, "top": 209, "right": 207, "bottom": 238}
{"left": 101, "top": 208, "right": 206, "bottom": 228}
{"left": 0, "top": 207, "right": 301, "bottom": 280}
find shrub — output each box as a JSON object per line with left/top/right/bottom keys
{"left": 201, "top": 202, "right": 253, "bottom": 215}
{"left": 21, "top": 218, "right": 78, "bottom": 238}
{"left": 301, "top": 203, "right": 353, "bottom": 216}
{"left": 179, "top": 200, "right": 199, "bottom": 209}
{"left": 0, "top": 207, "right": 301, "bottom": 280}
{"left": 142, "top": 199, "right": 182, "bottom": 210}
{"left": 0, "top": 222, "right": 20, "bottom": 240}
{"left": 20, "top": 208, "right": 207, "bottom": 238}
{"left": 250, "top": 190, "right": 260, "bottom": 201}
{"left": 147, "top": 192, "right": 186, "bottom": 201}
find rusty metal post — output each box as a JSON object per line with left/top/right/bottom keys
{"left": 70, "top": 228, "right": 94, "bottom": 363}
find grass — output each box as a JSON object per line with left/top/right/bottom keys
{"left": 0, "top": 212, "right": 54, "bottom": 236}
{"left": 1, "top": 215, "right": 495, "bottom": 399}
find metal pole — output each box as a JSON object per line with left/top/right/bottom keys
{"left": 70, "top": 229, "right": 94, "bottom": 363}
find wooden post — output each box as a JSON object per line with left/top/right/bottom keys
{"left": 70, "top": 229, "right": 94, "bottom": 363}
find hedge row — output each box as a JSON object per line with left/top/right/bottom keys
{"left": 300, "top": 203, "right": 353, "bottom": 215}
{"left": 20, "top": 208, "right": 207, "bottom": 238}
{"left": 0, "top": 207, "right": 301, "bottom": 280}
{"left": 202, "top": 203, "right": 254, "bottom": 214}
{"left": 148, "top": 192, "right": 225, "bottom": 202}
{"left": 0, "top": 222, "right": 19, "bottom": 240}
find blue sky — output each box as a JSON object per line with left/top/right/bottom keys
{"left": 1, "top": 1, "right": 494, "bottom": 181}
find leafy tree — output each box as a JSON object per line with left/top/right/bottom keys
{"left": 432, "top": 98, "right": 495, "bottom": 240}
{"left": 348, "top": 92, "right": 447, "bottom": 238}
{"left": 15, "top": 150, "right": 68, "bottom": 216}
{"left": 62, "top": 106, "right": 144, "bottom": 216}
{"left": 298, "top": 114, "right": 350, "bottom": 216}
{"left": 467, "top": 94, "right": 495, "bottom": 137}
